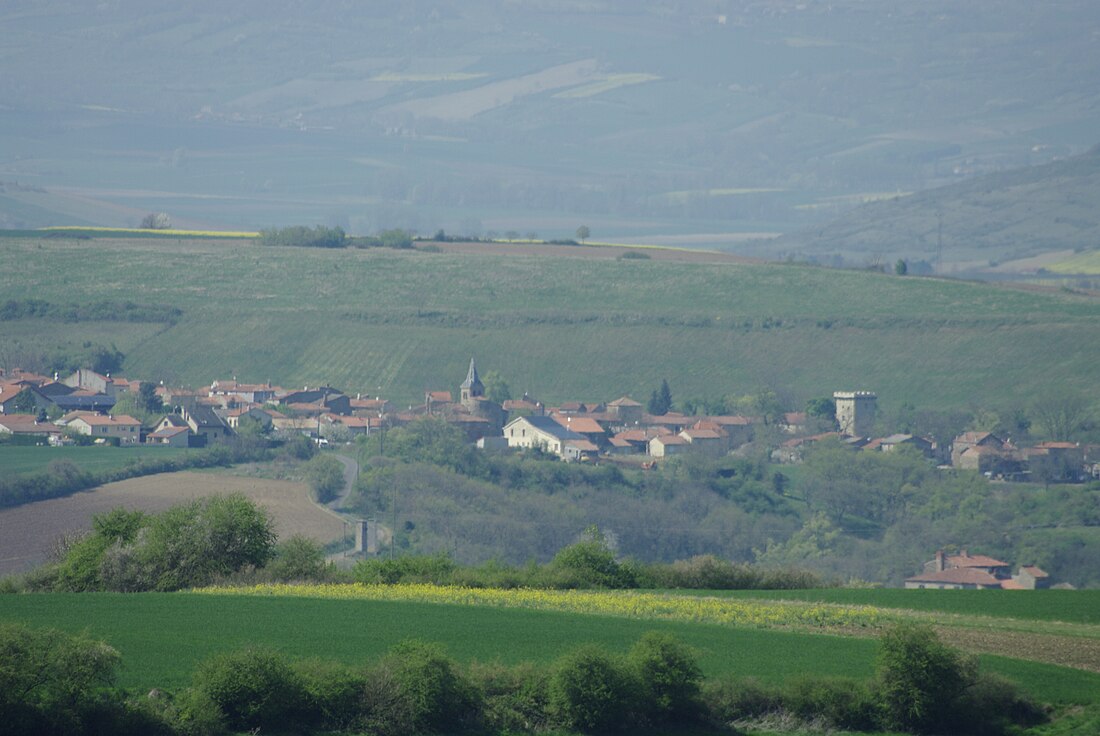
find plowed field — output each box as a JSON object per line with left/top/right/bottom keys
{"left": 0, "top": 471, "right": 345, "bottom": 576}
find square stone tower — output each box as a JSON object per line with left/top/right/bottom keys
{"left": 834, "top": 390, "right": 877, "bottom": 437}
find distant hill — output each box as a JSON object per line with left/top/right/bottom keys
{"left": 1, "top": 1, "right": 1099, "bottom": 242}
{"left": 765, "top": 146, "right": 1100, "bottom": 270}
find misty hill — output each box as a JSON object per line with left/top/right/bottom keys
{"left": 1, "top": 1, "right": 1099, "bottom": 245}
{"left": 768, "top": 146, "right": 1100, "bottom": 270}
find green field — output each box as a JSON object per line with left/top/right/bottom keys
{"left": 0, "top": 445, "right": 195, "bottom": 476}
{"left": 1, "top": 592, "right": 1097, "bottom": 705}
{"left": 2, "top": 236, "right": 1099, "bottom": 413}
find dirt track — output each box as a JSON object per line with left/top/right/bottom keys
{"left": 0, "top": 471, "right": 346, "bottom": 576}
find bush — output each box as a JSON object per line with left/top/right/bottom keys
{"left": 628, "top": 631, "right": 704, "bottom": 724}
{"left": 874, "top": 623, "right": 977, "bottom": 734}
{"left": 375, "top": 639, "right": 480, "bottom": 734}
{"left": 548, "top": 644, "right": 639, "bottom": 733}
{"left": 304, "top": 454, "right": 345, "bottom": 503}
{"left": 0, "top": 622, "right": 121, "bottom": 735}
{"left": 293, "top": 658, "right": 367, "bottom": 732}
{"left": 468, "top": 661, "right": 551, "bottom": 733}
{"left": 782, "top": 675, "right": 878, "bottom": 731}
{"left": 192, "top": 647, "right": 310, "bottom": 732}
{"left": 353, "top": 552, "right": 457, "bottom": 585}
{"left": 548, "top": 526, "right": 636, "bottom": 589}
{"left": 702, "top": 677, "right": 783, "bottom": 724}
{"left": 953, "top": 671, "right": 1045, "bottom": 736}
{"left": 267, "top": 535, "right": 328, "bottom": 582}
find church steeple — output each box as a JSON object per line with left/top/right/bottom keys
{"left": 460, "top": 357, "right": 484, "bottom": 402}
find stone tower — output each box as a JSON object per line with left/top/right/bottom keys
{"left": 833, "top": 390, "right": 877, "bottom": 437}
{"left": 460, "top": 357, "right": 484, "bottom": 404}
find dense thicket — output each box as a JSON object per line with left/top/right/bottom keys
{"left": 0, "top": 623, "right": 1042, "bottom": 736}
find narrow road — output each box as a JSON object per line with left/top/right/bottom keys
{"left": 329, "top": 453, "right": 358, "bottom": 512}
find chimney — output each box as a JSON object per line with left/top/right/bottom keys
{"left": 935, "top": 550, "right": 945, "bottom": 572}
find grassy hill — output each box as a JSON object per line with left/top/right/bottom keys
{"left": 2, "top": 235, "right": 1098, "bottom": 414}
{"left": 767, "top": 146, "right": 1100, "bottom": 269}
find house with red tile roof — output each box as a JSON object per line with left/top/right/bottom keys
{"left": 67, "top": 414, "right": 142, "bottom": 445}
{"left": 649, "top": 434, "right": 689, "bottom": 457}
{"left": 0, "top": 414, "right": 62, "bottom": 441}
{"left": 906, "top": 549, "right": 1051, "bottom": 589}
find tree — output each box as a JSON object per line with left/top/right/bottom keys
{"left": 268, "top": 535, "right": 327, "bottom": 581}
{"left": 377, "top": 640, "right": 479, "bottom": 734}
{"left": 549, "top": 644, "right": 637, "bottom": 732}
{"left": 648, "top": 379, "right": 672, "bottom": 415}
{"left": 482, "top": 370, "right": 512, "bottom": 404}
{"left": 550, "top": 525, "right": 635, "bottom": 588}
{"left": 875, "top": 624, "right": 976, "bottom": 734}
{"left": 137, "top": 381, "right": 163, "bottom": 414}
{"left": 575, "top": 225, "right": 590, "bottom": 244}
{"left": 193, "top": 647, "right": 310, "bottom": 733}
{"left": 1031, "top": 393, "right": 1090, "bottom": 441}
{"left": 140, "top": 212, "right": 172, "bottom": 229}
{"left": 895, "top": 259, "right": 908, "bottom": 275}
{"left": 628, "top": 632, "right": 702, "bottom": 723}
{"left": 9, "top": 387, "right": 38, "bottom": 415}
{"left": 304, "top": 454, "right": 345, "bottom": 503}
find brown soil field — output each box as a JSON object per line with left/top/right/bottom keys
{"left": 422, "top": 240, "right": 759, "bottom": 264}
{"left": 0, "top": 471, "right": 345, "bottom": 577}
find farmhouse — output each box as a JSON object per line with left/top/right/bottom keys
{"left": 504, "top": 415, "right": 585, "bottom": 458}
{"left": 146, "top": 425, "right": 191, "bottom": 447}
{"left": 67, "top": 414, "right": 142, "bottom": 445}
{"left": 905, "top": 549, "right": 1051, "bottom": 589}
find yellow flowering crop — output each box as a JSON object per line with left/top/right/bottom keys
{"left": 193, "top": 583, "right": 888, "bottom": 630}
{"left": 41, "top": 226, "right": 258, "bottom": 238}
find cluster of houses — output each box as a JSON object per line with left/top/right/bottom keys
{"left": 771, "top": 392, "right": 1099, "bottom": 483}
{"left": 904, "top": 549, "right": 1059, "bottom": 590}
{"left": 1, "top": 365, "right": 1097, "bottom": 482}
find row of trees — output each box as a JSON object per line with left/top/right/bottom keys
{"left": 0, "top": 621, "right": 1041, "bottom": 736}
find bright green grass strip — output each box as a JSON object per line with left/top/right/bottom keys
{"left": 0, "top": 445, "right": 196, "bottom": 476}
{"left": 682, "top": 589, "right": 1100, "bottom": 625}
{"left": 3, "top": 593, "right": 1097, "bottom": 704}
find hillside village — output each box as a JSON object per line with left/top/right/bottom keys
{"left": 2, "top": 360, "right": 1095, "bottom": 589}
{"left": 2, "top": 360, "right": 1097, "bottom": 484}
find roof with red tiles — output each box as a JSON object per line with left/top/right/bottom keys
{"left": 681, "top": 428, "right": 723, "bottom": 440}
{"left": 906, "top": 568, "right": 1004, "bottom": 586}
{"left": 947, "top": 552, "right": 1009, "bottom": 569}
{"left": 553, "top": 416, "right": 606, "bottom": 434}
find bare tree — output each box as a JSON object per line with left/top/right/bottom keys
{"left": 1031, "top": 394, "right": 1089, "bottom": 440}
